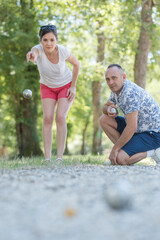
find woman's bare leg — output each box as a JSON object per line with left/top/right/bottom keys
{"left": 56, "top": 98, "right": 73, "bottom": 159}
{"left": 42, "top": 98, "right": 57, "bottom": 159}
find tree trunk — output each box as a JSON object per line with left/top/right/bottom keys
{"left": 81, "top": 119, "right": 90, "bottom": 155}
{"left": 92, "top": 81, "right": 102, "bottom": 154}
{"left": 14, "top": 0, "right": 42, "bottom": 157}
{"left": 64, "top": 122, "right": 72, "bottom": 155}
{"left": 64, "top": 139, "right": 69, "bottom": 155}
{"left": 92, "top": 21, "right": 105, "bottom": 155}
{"left": 15, "top": 96, "right": 42, "bottom": 157}
{"left": 134, "top": 0, "right": 153, "bottom": 88}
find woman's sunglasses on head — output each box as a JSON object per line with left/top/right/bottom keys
{"left": 40, "top": 25, "right": 56, "bottom": 31}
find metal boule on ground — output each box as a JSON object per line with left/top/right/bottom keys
{"left": 0, "top": 165, "right": 160, "bottom": 240}
{"left": 104, "top": 179, "right": 133, "bottom": 209}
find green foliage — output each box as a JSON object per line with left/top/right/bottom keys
{"left": 0, "top": 0, "right": 41, "bottom": 154}
{"left": 0, "top": 0, "right": 160, "bottom": 156}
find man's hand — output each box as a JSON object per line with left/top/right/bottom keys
{"left": 109, "top": 147, "right": 119, "bottom": 165}
{"left": 103, "top": 104, "right": 118, "bottom": 117}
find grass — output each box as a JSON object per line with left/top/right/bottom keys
{"left": 0, "top": 155, "right": 156, "bottom": 170}
{"left": 0, "top": 155, "right": 108, "bottom": 170}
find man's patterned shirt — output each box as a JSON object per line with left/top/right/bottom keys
{"left": 109, "top": 79, "right": 160, "bottom": 133}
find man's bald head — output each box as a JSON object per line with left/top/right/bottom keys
{"left": 106, "top": 64, "right": 124, "bottom": 74}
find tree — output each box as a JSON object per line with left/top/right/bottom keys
{"left": 134, "top": 0, "right": 154, "bottom": 88}
{"left": 1, "top": 0, "right": 160, "bottom": 156}
{"left": 0, "top": 0, "right": 42, "bottom": 156}
{"left": 92, "top": 20, "right": 105, "bottom": 155}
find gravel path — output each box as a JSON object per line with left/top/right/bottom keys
{"left": 0, "top": 163, "right": 160, "bottom": 240}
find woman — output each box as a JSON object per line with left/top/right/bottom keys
{"left": 26, "top": 25, "right": 80, "bottom": 163}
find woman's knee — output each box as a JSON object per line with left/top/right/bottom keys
{"left": 56, "top": 114, "right": 66, "bottom": 125}
{"left": 43, "top": 115, "right": 54, "bottom": 125}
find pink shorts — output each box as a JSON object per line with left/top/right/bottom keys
{"left": 40, "top": 82, "right": 72, "bottom": 100}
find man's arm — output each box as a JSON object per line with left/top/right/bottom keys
{"left": 109, "top": 111, "right": 138, "bottom": 164}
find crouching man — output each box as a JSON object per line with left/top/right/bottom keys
{"left": 100, "top": 64, "right": 160, "bottom": 165}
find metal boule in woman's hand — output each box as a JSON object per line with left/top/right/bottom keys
{"left": 23, "top": 89, "right": 32, "bottom": 99}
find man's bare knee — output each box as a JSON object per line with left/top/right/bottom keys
{"left": 117, "top": 150, "right": 130, "bottom": 165}
{"left": 117, "top": 158, "right": 128, "bottom": 165}
{"left": 99, "top": 114, "right": 110, "bottom": 127}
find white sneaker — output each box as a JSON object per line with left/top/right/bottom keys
{"left": 41, "top": 158, "right": 51, "bottom": 165}
{"left": 152, "top": 147, "right": 160, "bottom": 164}
{"left": 56, "top": 158, "right": 63, "bottom": 164}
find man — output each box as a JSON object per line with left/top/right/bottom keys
{"left": 100, "top": 64, "right": 160, "bottom": 165}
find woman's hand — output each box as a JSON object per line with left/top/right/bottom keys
{"left": 67, "top": 86, "right": 76, "bottom": 102}
{"left": 26, "top": 49, "right": 38, "bottom": 63}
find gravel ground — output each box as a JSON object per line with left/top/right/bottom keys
{"left": 0, "top": 163, "right": 160, "bottom": 240}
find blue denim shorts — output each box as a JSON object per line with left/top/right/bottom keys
{"left": 115, "top": 116, "right": 160, "bottom": 157}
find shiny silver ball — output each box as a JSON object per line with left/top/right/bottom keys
{"left": 110, "top": 108, "right": 118, "bottom": 114}
{"left": 23, "top": 89, "right": 32, "bottom": 99}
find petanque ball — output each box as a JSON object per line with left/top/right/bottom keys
{"left": 104, "top": 180, "right": 132, "bottom": 210}
{"left": 110, "top": 108, "right": 118, "bottom": 114}
{"left": 23, "top": 89, "right": 32, "bottom": 99}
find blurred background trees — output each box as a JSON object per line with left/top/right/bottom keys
{"left": 0, "top": 0, "right": 42, "bottom": 157}
{"left": 0, "top": 0, "right": 160, "bottom": 157}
